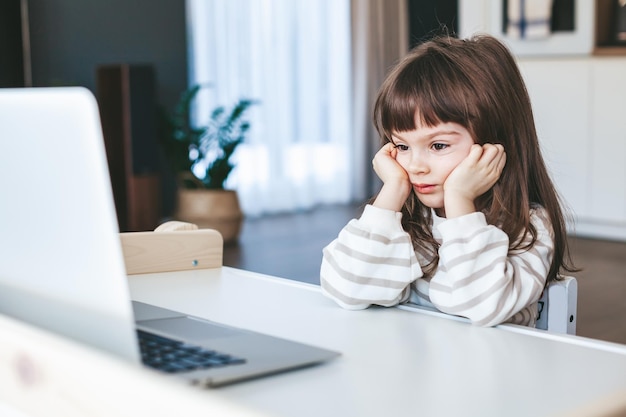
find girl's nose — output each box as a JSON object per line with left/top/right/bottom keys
{"left": 407, "top": 152, "right": 429, "bottom": 175}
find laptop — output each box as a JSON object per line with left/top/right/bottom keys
{"left": 0, "top": 86, "right": 339, "bottom": 387}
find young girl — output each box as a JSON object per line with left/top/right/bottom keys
{"left": 320, "top": 34, "right": 577, "bottom": 327}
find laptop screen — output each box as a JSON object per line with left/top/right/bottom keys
{"left": 0, "top": 87, "right": 140, "bottom": 362}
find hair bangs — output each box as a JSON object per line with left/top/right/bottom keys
{"left": 375, "top": 47, "right": 477, "bottom": 143}
{"left": 375, "top": 76, "right": 421, "bottom": 142}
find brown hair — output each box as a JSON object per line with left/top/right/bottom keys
{"left": 372, "top": 34, "right": 577, "bottom": 283}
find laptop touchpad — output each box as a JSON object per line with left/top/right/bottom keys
{"left": 140, "top": 317, "right": 240, "bottom": 342}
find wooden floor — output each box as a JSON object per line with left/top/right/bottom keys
{"left": 224, "top": 203, "right": 626, "bottom": 345}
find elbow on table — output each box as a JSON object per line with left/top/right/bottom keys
{"left": 320, "top": 285, "right": 371, "bottom": 310}
{"left": 430, "top": 295, "right": 513, "bottom": 328}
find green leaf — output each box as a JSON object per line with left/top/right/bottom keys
{"left": 159, "top": 84, "right": 259, "bottom": 190}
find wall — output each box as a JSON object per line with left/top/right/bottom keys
{"left": 26, "top": 0, "right": 188, "bottom": 218}
{"left": 27, "top": 0, "right": 187, "bottom": 110}
{"left": 407, "top": 0, "right": 458, "bottom": 48}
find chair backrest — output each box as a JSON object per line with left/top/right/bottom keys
{"left": 119, "top": 222, "right": 223, "bottom": 275}
{"left": 399, "top": 276, "right": 578, "bottom": 334}
{"left": 535, "top": 276, "right": 578, "bottom": 335}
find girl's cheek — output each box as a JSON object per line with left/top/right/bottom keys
{"left": 441, "top": 159, "right": 463, "bottom": 179}
{"left": 395, "top": 154, "right": 410, "bottom": 169}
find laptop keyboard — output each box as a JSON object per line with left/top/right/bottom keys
{"left": 137, "top": 329, "right": 246, "bottom": 373}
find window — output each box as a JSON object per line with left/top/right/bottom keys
{"left": 187, "top": 0, "right": 352, "bottom": 215}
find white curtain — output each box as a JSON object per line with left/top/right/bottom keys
{"left": 186, "top": 0, "right": 408, "bottom": 216}
{"left": 187, "top": 0, "right": 352, "bottom": 216}
{"left": 351, "top": 0, "right": 409, "bottom": 198}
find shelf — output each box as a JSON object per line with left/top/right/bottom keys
{"left": 593, "top": 45, "right": 626, "bottom": 55}
{"left": 594, "top": 0, "right": 626, "bottom": 55}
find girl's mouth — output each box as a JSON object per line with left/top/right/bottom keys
{"left": 414, "top": 184, "right": 436, "bottom": 194}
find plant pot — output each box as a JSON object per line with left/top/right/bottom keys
{"left": 175, "top": 189, "right": 243, "bottom": 243}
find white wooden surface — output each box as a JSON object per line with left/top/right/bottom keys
{"left": 3, "top": 266, "right": 625, "bottom": 416}
{"left": 0, "top": 312, "right": 266, "bottom": 417}
{"left": 128, "top": 266, "right": 626, "bottom": 417}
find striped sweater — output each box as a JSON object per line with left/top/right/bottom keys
{"left": 320, "top": 204, "right": 554, "bottom": 327}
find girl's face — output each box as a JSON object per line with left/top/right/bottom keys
{"left": 391, "top": 121, "right": 474, "bottom": 215}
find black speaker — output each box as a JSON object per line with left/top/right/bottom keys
{"left": 96, "top": 64, "right": 162, "bottom": 232}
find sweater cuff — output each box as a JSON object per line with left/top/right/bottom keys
{"left": 436, "top": 211, "right": 488, "bottom": 239}
{"left": 359, "top": 204, "right": 404, "bottom": 233}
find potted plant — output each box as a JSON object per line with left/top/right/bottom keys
{"left": 160, "top": 85, "right": 256, "bottom": 242}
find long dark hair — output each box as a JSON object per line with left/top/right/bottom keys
{"left": 372, "top": 34, "right": 577, "bottom": 283}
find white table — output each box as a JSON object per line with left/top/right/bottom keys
{"left": 128, "top": 266, "right": 626, "bottom": 417}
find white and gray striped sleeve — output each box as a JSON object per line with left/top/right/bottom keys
{"left": 320, "top": 205, "right": 423, "bottom": 310}
{"left": 429, "top": 208, "right": 553, "bottom": 327}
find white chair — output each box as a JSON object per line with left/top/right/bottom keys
{"left": 399, "top": 276, "right": 579, "bottom": 335}
{"left": 535, "top": 276, "right": 578, "bottom": 335}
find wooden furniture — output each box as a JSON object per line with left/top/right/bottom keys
{"left": 96, "top": 64, "right": 162, "bottom": 232}
{"left": 120, "top": 221, "right": 223, "bottom": 275}
{"left": 128, "top": 266, "right": 626, "bottom": 417}
{"left": 1, "top": 264, "right": 624, "bottom": 416}
{"left": 595, "top": 0, "right": 626, "bottom": 55}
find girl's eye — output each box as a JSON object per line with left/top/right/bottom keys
{"left": 431, "top": 143, "right": 448, "bottom": 151}
{"left": 394, "top": 144, "right": 409, "bottom": 151}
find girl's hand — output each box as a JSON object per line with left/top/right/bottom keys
{"left": 372, "top": 142, "right": 412, "bottom": 211}
{"left": 443, "top": 143, "right": 506, "bottom": 218}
